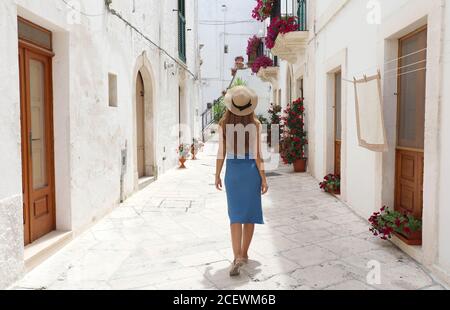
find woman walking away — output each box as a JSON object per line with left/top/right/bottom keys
{"left": 215, "top": 86, "right": 269, "bottom": 277}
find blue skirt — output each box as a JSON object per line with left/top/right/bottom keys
{"left": 224, "top": 154, "right": 264, "bottom": 224}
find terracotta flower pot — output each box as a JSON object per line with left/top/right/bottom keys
{"left": 179, "top": 157, "right": 187, "bottom": 168}
{"left": 394, "top": 230, "right": 422, "bottom": 246}
{"left": 190, "top": 146, "right": 197, "bottom": 160}
{"left": 325, "top": 184, "right": 340, "bottom": 195}
{"left": 293, "top": 159, "right": 306, "bottom": 172}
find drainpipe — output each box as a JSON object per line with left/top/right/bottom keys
{"left": 120, "top": 140, "right": 127, "bottom": 203}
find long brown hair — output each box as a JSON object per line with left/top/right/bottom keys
{"left": 219, "top": 110, "right": 260, "bottom": 154}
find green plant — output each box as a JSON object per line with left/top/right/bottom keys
{"left": 256, "top": 114, "right": 268, "bottom": 124}
{"left": 268, "top": 102, "right": 281, "bottom": 125}
{"left": 319, "top": 174, "right": 340, "bottom": 193}
{"left": 232, "top": 77, "right": 247, "bottom": 87}
{"left": 369, "top": 207, "right": 422, "bottom": 240}
{"left": 177, "top": 143, "right": 191, "bottom": 158}
{"left": 213, "top": 97, "right": 226, "bottom": 124}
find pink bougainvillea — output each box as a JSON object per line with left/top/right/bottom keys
{"left": 251, "top": 55, "right": 273, "bottom": 74}
{"left": 251, "top": 0, "right": 275, "bottom": 22}
{"left": 265, "top": 17, "right": 298, "bottom": 49}
{"left": 246, "top": 35, "right": 262, "bottom": 56}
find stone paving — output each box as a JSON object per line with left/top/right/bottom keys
{"left": 12, "top": 141, "right": 446, "bottom": 290}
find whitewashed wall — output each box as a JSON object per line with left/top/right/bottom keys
{"left": 198, "top": 0, "right": 269, "bottom": 114}
{"left": 0, "top": 0, "right": 200, "bottom": 288}
{"left": 300, "top": 0, "right": 450, "bottom": 285}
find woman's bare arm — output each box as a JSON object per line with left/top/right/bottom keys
{"left": 255, "top": 123, "right": 268, "bottom": 194}
{"left": 215, "top": 124, "right": 226, "bottom": 190}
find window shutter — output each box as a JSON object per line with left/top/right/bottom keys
{"left": 178, "top": 0, "right": 186, "bottom": 62}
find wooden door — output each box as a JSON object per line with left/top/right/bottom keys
{"left": 136, "top": 72, "right": 145, "bottom": 178}
{"left": 334, "top": 71, "right": 342, "bottom": 177}
{"left": 395, "top": 26, "right": 427, "bottom": 219}
{"left": 19, "top": 39, "right": 56, "bottom": 245}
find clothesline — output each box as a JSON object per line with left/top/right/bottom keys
{"left": 341, "top": 66, "right": 427, "bottom": 83}
{"left": 341, "top": 47, "right": 428, "bottom": 82}
{"left": 342, "top": 66, "right": 428, "bottom": 83}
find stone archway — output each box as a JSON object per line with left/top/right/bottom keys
{"left": 132, "top": 52, "right": 156, "bottom": 188}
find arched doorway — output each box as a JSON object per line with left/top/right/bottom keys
{"left": 136, "top": 71, "right": 145, "bottom": 178}
{"left": 133, "top": 53, "right": 156, "bottom": 188}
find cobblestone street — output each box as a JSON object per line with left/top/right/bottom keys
{"left": 12, "top": 141, "right": 445, "bottom": 290}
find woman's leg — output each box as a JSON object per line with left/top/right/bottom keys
{"left": 230, "top": 224, "right": 243, "bottom": 260}
{"left": 241, "top": 224, "right": 255, "bottom": 259}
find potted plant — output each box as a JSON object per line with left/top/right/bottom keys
{"left": 251, "top": 0, "right": 275, "bottom": 22}
{"left": 267, "top": 102, "right": 281, "bottom": 146}
{"left": 235, "top": 56, "right": 245, "bottom": 69}
{"left": 279, "top": 98, "right": 307, "bottom": 172}
{"left": 369, "top": 206, "right": 422, "bottom": 245}
{"left": 177, "top": 143, "right": 190, "bottom": 168}
{"left": 265, "top": 16, "right": 298, "bottom": 49}
{"left": 319, "top": 174, "right": 340, "bottom": 195}
{"left": 251, "top": 55, "right": 273, "bottom": 74}
{"left": 246, "top": 35, "right": 262, "bottom": 67}
{"left": 190, "top": 138, "right": 203, "bottom": 160}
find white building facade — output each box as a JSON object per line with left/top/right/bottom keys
{"left": 268, "top": 0, "right": 450, "bottom": 286}
{"left": 198, "top": 0, "right": 271, "bottom": 117}
{"left": 0, "top": 0, "right": 201, "bottom": 288}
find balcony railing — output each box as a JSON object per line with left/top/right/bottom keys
{"left": 271, "top": 0, "right": 307, "bottom": 31}
{"left": 257, "top": 40, "right": 279, "bottom": 66}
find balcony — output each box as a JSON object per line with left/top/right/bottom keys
{"left": 257, "top": 66, "right": 279, "bottom": 88}
{"left": 253, "top": 39, "right": 279, "bottom": 87}
{"left": 270, "top": 0, "right": 309, "bottom": 64}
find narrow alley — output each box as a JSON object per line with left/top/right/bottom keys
{"left": 12, "top": 140, "right": 444, "bottom": 290}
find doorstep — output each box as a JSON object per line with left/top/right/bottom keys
{"left": 138, "top": 176, "right": 156, "bottom": 190}
{"left": 24, "top": 230, "right": 73, "bottom": 272}
{"left": 390, "top": 235, "right": 424, "bottom": 264}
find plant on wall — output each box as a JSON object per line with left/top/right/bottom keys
{"left": 265, "top": 16, "right": 298, "bottom": 49}
{"left": 268, "top": 102, "right": 282, "bottom": 125}
{"left": 251, "top": 0, "right": 275, "bottom": 22}
{"left": 213, "top": 97, "right": 226, "bottom": 123}
{"left": 251, "top": 55, "right": 273, "bottom": 74}
{"left": 319, "top": 174, "right": 340, "bottom": 194}
{"left": 256, "top": 114, "right": 268, "bottom": 125}
{"left": 369, "top": 206, "right": 422, "bottom": 244}
{"left": 279, "top": 98, "right": 308, "bottom": 172}
{"left": 246, "top": 35, "right": 261, "bottom": 56}
{"left": 246, "top": 35, "right": 262, "bottom": 66}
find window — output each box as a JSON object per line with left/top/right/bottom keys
{"left": 108, "top": 73, "right": 118, "bottom": 107}
{"left": 178, "top": 0, "right": 186, "bottom": 62}
{"left": 397, "top": 27, "right": 427, "bottom": 149}
{"left": 18, "top": 17, "right": 52, "bottom": 51}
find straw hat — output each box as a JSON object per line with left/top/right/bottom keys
{"left": 224, "top": 86, "right": 258, "bottom": 116}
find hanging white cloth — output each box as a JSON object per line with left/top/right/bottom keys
{"left": 353, "top": 72, "right": 388, "bottom": 152}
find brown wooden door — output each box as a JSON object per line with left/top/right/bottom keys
{"left": 334, "top": 71, "right": 342, "bottom": 177}
{"left": 19, "top": 44, "right": 56, "bottom": 245}
{"left": 395, "top": 26, "right": 427, "bottom": 219}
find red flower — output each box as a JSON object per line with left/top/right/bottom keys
{"left": 403, "top": 226, "right": 411, "bottom": 235}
